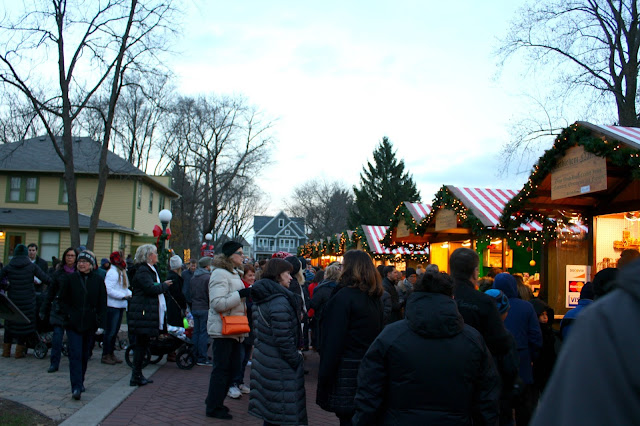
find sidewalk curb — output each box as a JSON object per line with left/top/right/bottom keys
{"left": 59, "top": 361, "right": 163, "bottom": 426}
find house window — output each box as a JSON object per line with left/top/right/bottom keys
{"left": 79, "top": 232, "right": 88, "bottom": 246}
{"left": 119, "top": 234, "right": 126, "bottom": 251}
{"left": 158, "top": 194, "right": 165, "bottom": 213}
{"left": 7, "top": 176, "right": 38, "bottom": 203}
{"left": 148, "top": 188, "right": 154, "bottom": 213}
{"left": 279, "top": 238, "right": 295, "bottom": 249}
{"left": 137, "top": 182, "right": 142, "bottom": 209}
{"left": 285, "top": 230, "right": 290, "bottom": 236}
{"left": 40, "top": 231, "right": 60, "bottom": 263}
{"left": 270, "top": 239, "right": 275, "bottom": 250}
{"left": 59, "top": 179, "right": 68, "bottom": 204}
{"left": 278, "top": 218, "right": 284, "bottom": 227}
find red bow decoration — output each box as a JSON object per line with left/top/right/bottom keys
{"left": 152, "top": 225, "right": 172, "bottom": 242}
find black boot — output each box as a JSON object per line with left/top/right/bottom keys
{"left": 130, "top": 372, "right": 149, "bottom": 387}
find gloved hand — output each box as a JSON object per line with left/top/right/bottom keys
{"left": 238, "top": 287, "right": 251, "bottom": 299}
{"left": 96, "top": 328, "right": 104, "bottom": 335}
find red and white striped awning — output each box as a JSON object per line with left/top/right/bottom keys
{"left": 362, "top": 225, "right": 428, "bottom": 255}
{"left": 578, "top": 121, "right": 640, "bottom": 150}
{"left": 404, "top": 202, "right": 432, "bottom": 223}
{"left": 447, "top": 186, "right": 544, "bottom": 231}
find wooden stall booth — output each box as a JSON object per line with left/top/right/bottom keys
{"left": 501, "top": 121, "right": 640, "bottom": 314}
{"left": 352, "top": 225, "right": 428, "bottom": 270}
{"left": 401, "top": 186, "right": 543, "bottom": 279}
{"left": 298, "top": 231, "right": 351, "bottom": 268}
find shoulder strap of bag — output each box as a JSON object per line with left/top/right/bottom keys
{"left": 257, "top": 305, "right": 271, "bottom": 327}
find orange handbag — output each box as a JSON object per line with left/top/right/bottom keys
{"left": 219, "top": 311, "right": 250, "bottom": 335}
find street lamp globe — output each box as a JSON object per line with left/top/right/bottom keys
{"left": 205, "top": 233, "right": 213, "bottom": 241}
{"left": 158, "top": 209, "right": 172, "bottom": 224}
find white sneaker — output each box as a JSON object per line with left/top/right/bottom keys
{"left": 238, "top": 384, "right": 250, "bottom": 394}
{"left": 227, "top": 385, "right": 241, "bottom": 399}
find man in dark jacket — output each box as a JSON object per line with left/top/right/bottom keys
{"left": 58, "top": 251, "right": 107, "bottom": 400}
{"left": 191, "top": 257, "right": 212, "bottom": 365}
{"left": 182, "top": 259, "right": 197, "bottom": 309}
{"left": 382, "top": 265, "right": 402, "bottom": 324}
{"left": 450, "top": 248, "right": 511, "bottom": 358}
{"left": 28, "top": 243, "right": 49, "bottom": 292}
{"left": 531, "top": 259, "right": 640, "bottom": 426}
{"left": 353, "top": 271, "right": 500, "bottom": 425}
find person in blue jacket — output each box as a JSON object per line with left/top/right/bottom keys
{"left": 559, "top": 281, "right": 594, "bottom": 341}
{"left": 493, "top": 273, "right": 542, "bottom": 426}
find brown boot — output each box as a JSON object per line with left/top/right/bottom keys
{"left": 111, "top": 353, "right": 123, "bottom": 364}
{"left": 101, "top": 354, "right": 116, "bottom": 365}
{"left": 14, "top": 345, "right": 26, "bottom": 359}
{"left": 2, "top": 343, "right": 11, "bottom": 357}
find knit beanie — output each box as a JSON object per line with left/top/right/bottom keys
{"left": 13, "top": 244, "right": 28, "bottom": 257}
{"left": 580, "top": 282, "right": 595, "bottom": 300}
{"left": 485, "top": 289, "right": 510, "bottom": 314}
{"left": 77, "top": 251, "right": 96, "bottom": 267}
{"left": 222, "top": 241, "right": 243, "bottom": 257}
{"left": 285, "top": 256, "right": 301, "bottom": 275}
{"left": 169, "top": 255, "right": 183, "bottom": 270}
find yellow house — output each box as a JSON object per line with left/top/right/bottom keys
{"left": 0, "top": 136, "right": 180, "bottom": 266}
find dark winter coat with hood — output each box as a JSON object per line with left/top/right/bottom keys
{"left": 531, "top": 259, "right": 640, "bottom": 426}
{"left": 493, "top": 273, "right": 542, "bottom": 384}
{"left": 353, "top": 292, "right": 500, "bottom": 426}
{"left": 190, "top": 267, "right": 211, "bottom": 311}
{"left": 128, "top": 263, "right": 170, "bottom": 336}
{"left": 453, "top": 277, "right": 511, "bottom": 358}
{"left": 529, "top": 299, "right": 557, "bottom": 393}
{"left": 166, "top": 270, "right": 187, "bottom": 327}
{"left": 0, "top": 255, "right": 50, "bottom": 335}
{"left": 58, "top": 269, "right": 107, "bottom": 333}
{"left": 248, "top": 278, "right": 307, "bottom": 425}
{"left": 309, "top": 278, "right": 337, "bottom": 352}
{"left": 317, "top": 286, "right": 384, "bottom": 416}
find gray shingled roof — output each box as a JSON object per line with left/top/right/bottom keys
{"left": 0, "top": 136, "right": 179, "bottom": 196}
{"left": 253, "top": 216, "right": 271, "bottom": 232}
{"left": 0, "top": 208, "right": 137, "bottom": 234}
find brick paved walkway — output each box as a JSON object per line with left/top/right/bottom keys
{"left": 102, "top": 350, "right": 338, "bottom": 425}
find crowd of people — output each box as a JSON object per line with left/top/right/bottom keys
{"left": 1, "top": 241, "right": 637, "bottom": 425}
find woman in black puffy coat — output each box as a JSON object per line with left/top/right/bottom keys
{"left": 317, "top": 250, "right": 384, "bottom": 426}
{"left": 1, "top": 244, "right": 50, "bottom": 358}
{"left": 248, "top": 258, "right": 307, "bottom": 425}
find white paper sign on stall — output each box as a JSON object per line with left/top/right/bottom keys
{"left": 566, "top": 265, "right": 591, "bottom": 308}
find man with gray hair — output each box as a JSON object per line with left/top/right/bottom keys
{"left": 191, "top": 257, "right": 213, "bottom": 366}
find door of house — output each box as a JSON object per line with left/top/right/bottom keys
{"left": 4, "top": 232, "right": 25, "bottom": 264}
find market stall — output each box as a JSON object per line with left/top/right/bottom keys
{"left": 403, "top": 185, "right": 544, "bottom": 278}
{"left": 501, "top": 121, "right": 640, "bottom": 314}
{"left": 381, "top": 201, "right": 432, "bottom": 246}
{"left": 352, "top": 225, "right": 428, "bottom": 270}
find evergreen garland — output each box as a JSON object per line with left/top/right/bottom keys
{"left": 501, "top": 122, "right": 640, "bottom": 229}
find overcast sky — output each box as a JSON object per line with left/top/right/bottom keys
{"left": 170, "top": 0, "right": 552, "bottom": 216}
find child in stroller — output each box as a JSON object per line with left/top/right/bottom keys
{"left": 125, "top": 325, "right": 195, "bottom": 369}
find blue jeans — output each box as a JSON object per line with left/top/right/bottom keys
{"left": 50, "top": 325, "right": 65, "bottom": 368}
{"left": 102, "top": 307, "right": 124, "bottom": 356}
{"left": 66, "top": 328, "right": 92, "bottom": 392}
{"left": 192, "top": 310, "right": 209, "bottom": 363}
{"left": 233, "top": 341, "right": 252, "bottom": 385}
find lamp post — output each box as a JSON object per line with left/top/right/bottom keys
{"left": 201, "top": 232, "right": 213, "bottom": 257}
{"left": 157, "top": 209, "right": 172, "bottom": 282}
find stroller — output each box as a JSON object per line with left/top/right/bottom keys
{"left": 125, "top": 326, "right": 195, "bottom": 370}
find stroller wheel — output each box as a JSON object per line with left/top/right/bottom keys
{"left": 175, "top": 346, "right": 196, "bottom": 370}
{"left": 34, "top": 342, "right": 48, "bottom": 359}
{"left": 125, "top": 344, "right": 150, "bottom": 368}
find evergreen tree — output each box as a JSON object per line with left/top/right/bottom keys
{"left": 349, "top": 137, "right": 420, "bottom": 227}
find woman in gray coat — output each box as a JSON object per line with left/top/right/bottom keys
{"left": 249, "top": 258, "right": 307, "bottom": 426}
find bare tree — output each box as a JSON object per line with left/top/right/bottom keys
{"left": 497, "top": 0, "right": 640, "bottom": 172}
{"left": 164, "top": 94, "right": 275, "bottom": 240}
{"left": 285, "top": 178, "right": 354, "bottom": 240}
{"left": 0, "top": 0, "right": 176, "bottom": 248}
